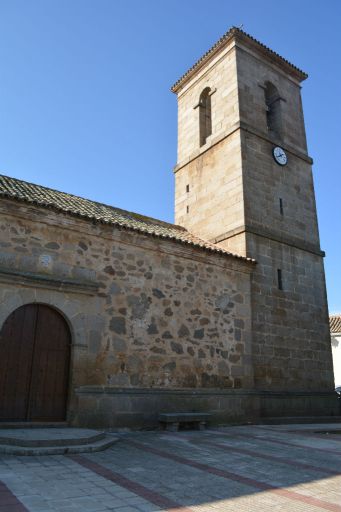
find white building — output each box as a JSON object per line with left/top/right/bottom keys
{"left": 330, "top": 315, "right": 341, "bottom": 388}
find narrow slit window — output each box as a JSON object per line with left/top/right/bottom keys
{"left": 186, "top": 205, "right": 189, "bottom": 214}
{"left": 277, "top": 269, "right": 283, "bottom": 290}
{"left": 186, "top": 184, "right": 190, "bottom": 193}
{"left": 264, "top": 82, "right": 282, "bottom": 137}
{"left": 279, "top": 198, "right": 283, "bottom": 215}
{"left": 199, "top": 87, "right": 212, "bottom": 147}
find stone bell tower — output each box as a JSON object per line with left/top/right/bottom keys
{"left": 172, "top": 28, "right": 337, "bottom": 415}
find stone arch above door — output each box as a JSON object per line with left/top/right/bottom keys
{"left": 0, "top": 287, "right": 90, "bottom": 349}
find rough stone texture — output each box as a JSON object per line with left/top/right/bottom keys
{"left": 0, "top": 198, "right": 253, "bottom": 425}
{"left": 173, "top": 32, "right": 335, "bottom": 397}
{"left": 236, "top": 45, "right": 334, "bottom": 393}
{"left": 246, "top": 234, "right": 333, "bottom": 392}
{"left": 0, "top": 29, "right": 337, "bottom": 428}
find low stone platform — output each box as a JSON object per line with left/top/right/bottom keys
{"left": 0, "top": 428, "right": 119, "bottom": 455}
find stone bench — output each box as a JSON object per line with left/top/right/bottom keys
{"left": 158, "top": 412, "right": 212, "bottom": 431}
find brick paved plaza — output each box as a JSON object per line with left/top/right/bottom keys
{"left": 1, "top": 424, "right": 341, "bottom": 511}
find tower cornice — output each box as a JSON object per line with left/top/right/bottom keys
{"left": 171, "top": 27, "right": 307, "bottom": 93}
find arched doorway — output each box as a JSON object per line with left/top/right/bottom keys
{"left": 0, "top": 304, "right": 71, "bottom": 421}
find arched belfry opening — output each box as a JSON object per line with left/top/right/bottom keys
{"left": 199, "top": 87, "right": 212, "bottom": 146}
{"left": 0, "top": 304, "right": 71, "bottom": 422}
{"left": 264, "top": 81, "right": 282, "bottom": 138}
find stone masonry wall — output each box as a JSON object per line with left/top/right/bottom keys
{"left": 246, "top": 234, "right": 334, "bottom": 391}
{"left": 240, "top": 129, "right": 321, "bottom": 253}
{"left": 174, "top": 35, "right": 335, "bottom": 396}
{"left": 236, "top": 43, "right": 308, "bottom": 154}
{"left": 237, "top": 48, "right": 320, "bottom": 249}
{"left": 174, "top": 40, "right": 314, "bottom": 256}
{"left": 0, "top": 199, "right": 254, "bottom": 421}
{"left": 174, "top": 41, "right": 246, "bottom": 245}
{"left": 176, "top": 42, "right": 239, "bottom": 164}
{"left": 234, "top": 47, "right": 334, "bottom": 392}
{"left": 175, "top": 132, "right": 244, "bottom": 245}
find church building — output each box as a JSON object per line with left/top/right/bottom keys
{"left": 0, "top": 28, "right": 337, "bottom": 428}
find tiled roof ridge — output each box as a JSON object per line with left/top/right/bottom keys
{"left": 171, "top": 26, "right": 307, "bottom": 93}
{"left": 330, "top": 314, "right": 341, "bottom": 333}
{"left": 0, "top": 174, "right": 255, "bottom": 264}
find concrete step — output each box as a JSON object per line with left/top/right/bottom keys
{"left": 0, "top": 427, "right": 120, "bottom": 455}
{"left": 0, "top": 428, "right": 105, "bottom": 447}
{"left": 0, "top": 435, "right": 119, "bottom": 456}
{"left": 0, "top": 422, "right": 68, "bottom": 429}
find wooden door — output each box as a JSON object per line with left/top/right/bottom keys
{"left": 0, "top": 304, "right": 37, "bottom": 420}
{"left": 0, "top": 304, "right": 71, "bottom": 421}
{"left": 28, "top": 306, "right": 71, "bottom": 421}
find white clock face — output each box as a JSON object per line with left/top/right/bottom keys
{"left": 273, "top": 146, "right": 287, "bottom": 166}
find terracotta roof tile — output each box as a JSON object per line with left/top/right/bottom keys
{"left": 330, "top": 315, "right": 341, "bottom": 334}
{"left": 171, "top": 27, "right": 307, "bottom": 93}
{"left": 0, "top": 174, "right": 255, "bottom": 264}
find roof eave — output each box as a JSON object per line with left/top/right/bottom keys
{"left": 0, "top": 192, "right": 256, "bottom": 265}
{"left": 171, "top": 27, "right": 307, "bottom": 94}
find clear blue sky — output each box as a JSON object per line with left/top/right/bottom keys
{"left": 0, "top": 0, "right": 340, "bottom": 312}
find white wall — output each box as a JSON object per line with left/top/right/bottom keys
{"left": 331, "top": 334, "right": 341, "bottom": 387}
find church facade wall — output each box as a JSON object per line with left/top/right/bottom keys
{"left": 0, "top": 198, "right": 255, "bottom": 427}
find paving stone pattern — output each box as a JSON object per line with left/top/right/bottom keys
{"left": 0, "top": 425, "right": 341, "bottom": 511}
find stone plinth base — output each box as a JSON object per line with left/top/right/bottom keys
{"left": 73, "top": 387, "right": 259, "bottom": 428}
{"left": 72, "top": 386, "right": 340, "bottom": 429}
{"left": 258, "top": 390, "right": 340, "bottom": 419}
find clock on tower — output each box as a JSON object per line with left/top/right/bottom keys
{"left": 172, "top": 27, "right": 335, "bottom": 415}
